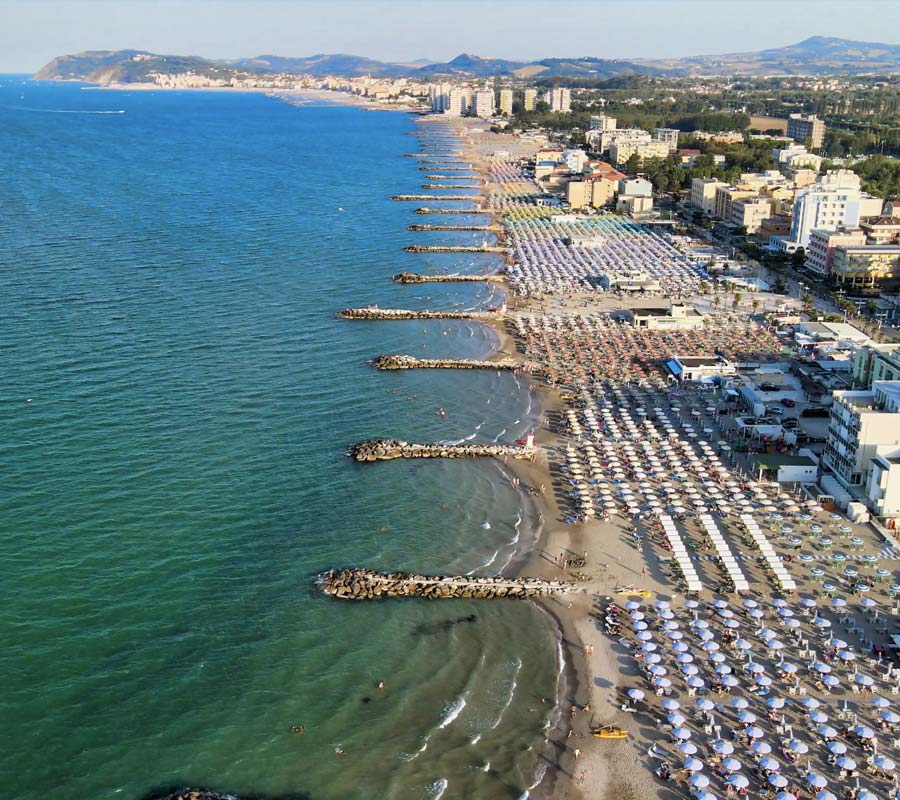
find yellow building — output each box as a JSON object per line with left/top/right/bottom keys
{"left": 830, "top": 245, "right": 900, "bottom": 293}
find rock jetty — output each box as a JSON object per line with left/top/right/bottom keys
{"left": 421, "top": 183, "right": 481, "bottom": 189}
{"left": 423, "top": 174, "right": 478, "bottom": 180}
{"left": 407, "top": 224, "right": 499, "bottom": 232}
{"left": 392, "top": 195, "right": 477, "bottom": 201}
{"left": 404, "top": 153, "right": 461, "bottom": 159}
{"left": 348, "top": 438, "right": 534, "bottom": 462}
{"left": 371, "top": 354, "right": 521, "bottom": 371}
{"left": 413, "top": 207, "right": 487, "bottom": 214}
{"left": 418, "top": 166, "right": 473, "bottom": 172}
{"left": 402, "top": 245, "right": 505, "bottom": 254}
{"left": 391, "top": 272, "right": 503, "bottom": 283}
{"left": 318, "top": 568, "right": 573, "bottom": 600}
{"left": 337, "top": 307, "right": 501, "bottom": 321}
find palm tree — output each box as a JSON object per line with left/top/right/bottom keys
{"left": 733, "top": 292, "right": 743, "bottom": 310}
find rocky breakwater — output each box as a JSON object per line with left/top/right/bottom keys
{"left": 371, "top": 354, "right": 522, "bottom": 371}
{"left": 402, "top": 245, "right": 505, "bottom": 254}
{"left": 413, "top": 207, "right": 486, "bottom": 214}
{"left": 318, "top": 568, "right": 574, "bottom": 600}
{"left": 337, "top": 307, "right": 502, "bottom": 321}
{"left": 421, "top": 183, "right": 481, "bottom": 189}
{"left": 391, "top": 195, "right": 477, "bottom": 201}
{"left": 418, "top": 166, "right": 473, "bottom": 172}
{"left": 407, "top": 225, "right": 498, "bottom": 232}
{"left": 391, "top": 272, "right": 504, "bottom": 284}
{"left": 348, "top": 438, "right": 535, "bottom": 462}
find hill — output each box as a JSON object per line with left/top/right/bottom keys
{"left": 34, "top": 37, "right": 900, "bottom": 84}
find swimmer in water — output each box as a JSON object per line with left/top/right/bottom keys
{"left": 377, "top": 680, "right": 385, "bottom": 690}
{"left": 290, "top": 725, "right": 304, "bottom": 734}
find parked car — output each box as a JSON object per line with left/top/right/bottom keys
{"left": 801, "top": 407, "right": 830, "bottom": 418}
{"left": 781, "top": 398, "right": 796, "bottom": 408}
{"left": 766, "top": 406, "right": 785, "bottom": 416}
{"left": 782, "top": 418, "right": 800, "bottom": 430}
{"left": 760, "top": 383, "right": 778, "bottom": 392}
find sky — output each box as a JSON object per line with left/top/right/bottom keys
{"left": 3, "top": 0, "right": 900, "bottom": 72}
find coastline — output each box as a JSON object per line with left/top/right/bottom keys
{"left": 445, "top": 119, "right": 666, "bottom": 800}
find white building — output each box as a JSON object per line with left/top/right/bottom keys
{"left": 631, "top": 303, "right": 705, "bottom": 330}
{"left": 549, "top": 87, "right": 571, "bottom": 113}
{"left": 665, "top": 354, "right": 736, "bottom": 382}
{"left": 444, "top": 87, "right": 470, "bottom": 116}
{"left": 653, "top": 127, "right": 680, "bottom": 151}
{"left": 472, "top": 89, "right": 495, "bottom": 118}
{"left": 429, "top": 82, "right": 451, "bottom": 112}
{"left": 560, "top": 148, "right": 588, "bottom": 172}
{"left": 498, "top": 88, "right": 513, "bottom": 115}
{"left": 822, "top": 380, "right": 900, "bottom": 491}
{"left": 599, "top": 128, "right": 649, "bottom": 154}
{"left": 590, "top": 114, "right": 616, "bottom": 131}
{"left": 785, "top": 170, "right": 863, "bottom": 249}
{"left": 523, "top": 88, "right": 537, "bottom": 112}
{"left": 691, "top": 178, "right": 728, "bottom": 215}
{"left": 609, "top": 139, "right": 669, "bottom": 165}
{"left": 866, "top": 446, "right": 900, "bottom": 518}
{"left": 774, "top": 143, "right": 822, "bottom": 172}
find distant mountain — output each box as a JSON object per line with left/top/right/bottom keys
{"left": 228, "top": 53, "right": 410, "bottom": 77}
{"left": 34, "top": 37, "right": 900, "bottom": 84}
{"left": 641, "top": 36, "right": 900, "bottom": 76}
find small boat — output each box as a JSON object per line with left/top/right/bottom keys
{"left": 592, "top": 725, "right": 628, "bottom": 740}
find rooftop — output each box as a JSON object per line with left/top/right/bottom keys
{"left": 751, "top": 454, "right": 818, "bottom": 469}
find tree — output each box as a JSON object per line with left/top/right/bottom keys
{"left": 733, "top": 292, "right": 743, "bottom": 310}
{"left": 624, "top": 153, "right": 642, "bottom": 174}
{"left": 751, "top": 298, "right": 760, "bottom": 314}
{"left": 791, "top": 248, "right": 806, "bottom": 270}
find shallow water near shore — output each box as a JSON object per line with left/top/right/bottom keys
{"left": 0, "top": 80, "right": 559, "bottom": 800}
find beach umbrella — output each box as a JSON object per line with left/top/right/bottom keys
{"left": 730, "top": 697, "right": 749, "bottom": 710}
{"left": 751, "top": 740, "right": 772, "bottom": 755}
{"left": 760, "top": 757, "right": 781, "bottom": 772}
{"left": 780, "top": 662, "right": 798, "bottom": 674}
{"left": 871, "top": 696, "right": 891, "bottom": 709}
{"left": 854, "top": 674, "right": 874, "bottom": 688}
{"left": 655, "top": 677, "right": 672, "bottom": 689}
{"left": 678, "top": 741, "right": 698, "bottom": 755}
{"left": 689, "top": 772, "right": 710, "bottom": 788}
{"left": 881, "top": 710, "right": 900, "bottom": 724}
{"left": 667, "top": 712, "right": 686, "bottom": 726}
{"left": 734, "top": 638, "right": 752, "bottom": 650}
{"left": 748, "top": 608, "right": 764, "bottom": 619}
{"left": 755, "top": 675, "right": 772, "bottom": 687}
{"left": 816, "top": 792, "right": 837, "bottom": 800}
{"left": 853, "top": 724, "right": 875, "bottom": 739}
{"left": 721, "top": 675, "right": 739, "bottom": 687}
{"left": 726, "top": 774, "right": 749, "bottom": 789}
{"left": 800, "top": 598, "right": 817, "bottom": 609}
{"left": 633, "top": 622, "right": 648, "bottom": 632}
{"left": 809, "top": 710, "right": 829, "bottom": 724}
{"left": 702, "top": 641, "right": 720, "bottom": 652}
{"left": 723, "top": 619, "right": 739, "bottom": 629}
{"left": 875, "top": 756, "right": 896, "bottom": 771}
{"left": 695, "top": 793, "right": 717, "bottom": 800}
{"left": 715, "top": 664, "right": 732, "bottom": 676}
{"left": 640, "top": 643, "right": 658, "bottom": 652}
{"left": 835, "top": 756, "right": 857, "bottom": 771}
{"left": 812, "top": 617, "right": 831, "bottom": 629}
{"left": 745, "top": 726, "right": 764, "bottom": 740}
{"left": 677, "top": 653, "right": 694, "bottom": 664}
{"left": 637, "top": 631, "right": 652, "bottom": 641}
{"left": 806, "top": 774, "right": 827, "bottom": 789}
{"left": 673, "top": 726, "right": 692, "bottom": 740}
{"left": 649, "top": 665, "right": 667, "bottom": 676}
{"left": 856, "top": 792, "right": 877, "bottom": 800}
{"left": 838, "top": 650, "right": 855, "bottom": 662}
{"left": 627, "top": 688, "right": 645, "bottom": 701}
{"left": 626, "top": 600, "right": 642, "bottom": 610}
{"left": 786, "top": 740, "right": 809, "bottom": 754}
{"left": 860, "top": 597, "right": 877, "bottom": 609}
{"left": 683, "top": 757, "right": 703, "bottom": 772}
{"left": 662, "top": 698, "right": 680, "bottom": 711}
{"left": 799, "top": 697, "right": 821, "bottom": 709}
{"left": 738, "top": 711, "right": 757, "bottom": 724}
{"left": 776, "top": 793, "right": 797, "bottom": 800}
{"left": 827, "top": 741, "right": 847, "bottom": 755}
{"left": 831, "top": 598, "right": 847, "bottom": 608}
{"left": 713, "top": 739, "right": 734, "bottom": 755}
{"left": 817, "top": 725, "right": 838, "bottom": 739}
{"left": 828, "top": 638, "right": 848, "bottom": 649}
{"left": 747, "top": 662, "right": 766, "bottom": 674}
{"left": 742, "top": 599, "right": 758, "bottom": 609}
{"left": 672, "top": 642, "right": 689, "bottom": 653}
{"left": 768, "top": 774, "right": 789, "bottom": 788}
{"left": 688, "top": 676, "right": 705, "bottom": 689}
{"left": 696, "top": 698, "right": 715, "bottom": 712}
{"left": 767, "top": 697, "right": 786, "bottom": 710}
{"left": 721, "top": 757, "right": 742, "bottom": 773}
{"left": 813, "top": 663, "right": 832, "bottom": 674}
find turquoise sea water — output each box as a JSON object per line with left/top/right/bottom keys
{"left": 0, "top": 80, "right": 560, "bottom": 800}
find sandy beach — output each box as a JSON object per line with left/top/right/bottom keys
{"left": 411, "top": 116, "right": 900, "bottom": 800}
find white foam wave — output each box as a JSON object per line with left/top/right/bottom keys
{"left": 426, "top": 778, "right": 448, "bottom": 799}
{"left": 492, "top": 428, "right": 506, "bottom": 442}
{"left": 438, "top": 696, "right": 466, "bottom": 729}
{"left": 518, "top": 763, "right": 548, "bottom": 799}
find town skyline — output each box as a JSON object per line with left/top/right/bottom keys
{"left": 4, "top": 0, "right": 900, "bottom": 73}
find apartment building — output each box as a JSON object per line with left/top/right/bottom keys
{"left": 653, "top": 127, "right": 680, "bottom": 151}
{"left": 786, "top": 170, "right": 863, "bottom": 249}
{"left": 690, "top": 178, "right": 728, "bottom": 215}
{"left": 805, "top": 227, "right": 867, "bottom": 278}
{"left": 599, "top": 128, "right": 649, "bottom": 154}
{"left": 852, "top": 343, "right": 900, "bottom": 389}
{"left": 549, "top": 87, "right": 571, "bottom": 113}
{"left": 823, "top": 380, "right": 900, "bottom": 490}
{"left": 472, "top": 89, "right": 495, "bottom": 118}
{"left": 609, "top": 139, "right": 669, "bottom": 165}
{"left": 860, "top": 216, "right": 900, "bottom": 245}
{"left": 714, "top": 186, "right": 757, "bottom": 222}
{"left": 787, "top": 114, "right": 826, "bottom": 149}
{"left": 523, "top": 88, "right": 537, "bottom": 112}
{"left": 498, "top": 88, "right": 513, "bottom": 115}
{"left": 730, "top": 197, "right": 773, "bottom": 234}
{"left": 830, "top": 245, "right": 900, "bottom": 293}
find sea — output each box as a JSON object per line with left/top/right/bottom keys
{"left": 0, "top": 79, "right": 562, "bottom": 800}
